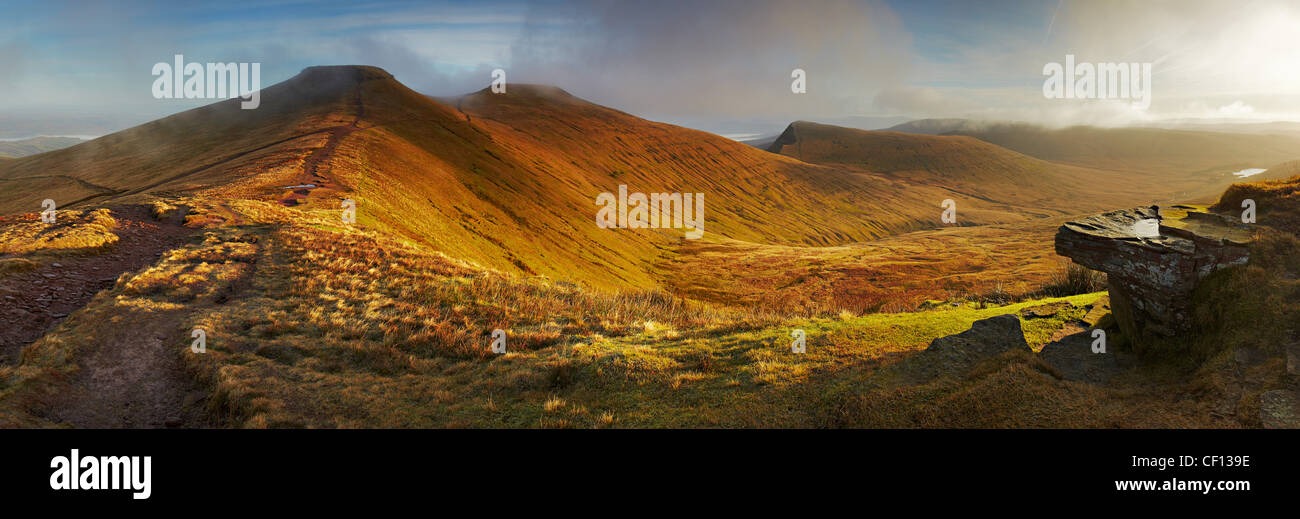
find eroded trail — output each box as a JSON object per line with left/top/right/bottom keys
{"left": 44, "top": 304, "right": 210, "bottom": 428}
{"left": 0, "top": 205, "right": 206, "bottom": 428}
{"left": 0, "top": 206, "right": 193, "bottom": 362}
{"left": 281, "top": 86, "right": 365, "bottom": 207}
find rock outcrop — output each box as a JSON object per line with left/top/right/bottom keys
{"left": 1055, "top": 205, "right": 1252, "bottom": 348}
{"left": 893, "top": 314, "right": 1031, "bottom": 383}
{"left": 1039, "top": 331, "right": 1133, "bottom": 384}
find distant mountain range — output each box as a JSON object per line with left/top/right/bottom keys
{"left": 0, "top": 136, "right": 85, "bottom": 158}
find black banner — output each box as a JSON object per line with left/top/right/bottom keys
{"left": 1, "top": 429, "right": 1293, "bottom": 508}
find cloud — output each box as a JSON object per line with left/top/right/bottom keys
{"left": 6, "top": 0, "right": 1300, "bottom": 136}
{"left": 1218, "top": 100, "right": 1254, "bottom": 116}
{"left": 873, "top": 86, "right": 975, "bottom": 115}
{"left": 504, "top": 0, "right": 913, "bottom": 120}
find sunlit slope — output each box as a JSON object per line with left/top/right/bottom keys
{"left": 329, "top": 79, "right": 1049, "bottom": 290}
{"left": 766, "top": 121, "right": 1158, "bottom": 214}
{"left": 0, "top": 66, "right": 376, "bottom": 215}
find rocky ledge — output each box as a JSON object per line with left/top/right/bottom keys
{"left": 1054, "top": 205, "right": 1252, "bottom": 347}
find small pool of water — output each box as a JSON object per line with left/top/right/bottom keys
{"left": 1132, "top": 218, "right": 1161, "bottom": 238}
{"left": 1232, "top": 168, "right": 1267, "bottom": 178}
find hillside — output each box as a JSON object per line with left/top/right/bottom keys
{"left": 765, "top": 121, "right": 1160, "bottom": 214}
{"left": 887, "top": 119, "right": 1300, "bottom": 183}
{"left": 0, "top": 136, "right": 84, "bottom": 158}
{"left": 6, "top": 67, "right": 1295, "bottom": 307}
{"left": 0, "top": 196, "right": 1249, "bottom": 428}
{"left": 0, "top": 66, "right": 380, "bottom": 215}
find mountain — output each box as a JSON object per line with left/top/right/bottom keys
{"left": 767, "top": 121, "right": 1177, "bottom": 213}
{"left": 883, "top": 118, "right": 981, "bottom": 135}
{"left": 0, "top": 136, "right": 85, "bottom": 158}
{"left": 0, "top": 66, "right": 381, "bottom": 215}
{"left": 1141, "top": 120, "right": 1300, "bottom": 136}
{"left": 887, "top": 118, "right": 1300, "bottom": 179}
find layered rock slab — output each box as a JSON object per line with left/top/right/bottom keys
{"left": 1055, "top": 205, "right": 1252, "bottom": 347}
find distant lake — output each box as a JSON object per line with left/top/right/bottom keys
{"left": 1231, "top": 168, "right": 1267, "bottom": 178}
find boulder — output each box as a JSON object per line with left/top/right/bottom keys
{"left": 895, "top": 314, "right": 1031, "bottom": 383}
{"left": 1039, "top": 331, "right": 1131, "bottom": 384}
{"left": 1055, "top": 205, "right": 1251, "bottom": 349}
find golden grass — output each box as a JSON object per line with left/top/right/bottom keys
{"left": 1213, "top": 174, "right": 1300, "bottom": 234}
{"left": 0, "top": 195, "right": 1282, "bottom": 429}
{"left": 664, "top": 219, "right": 1070, "bottom": 315}
{"left": 0, "top": 208, "right": 118, "bottom": 257}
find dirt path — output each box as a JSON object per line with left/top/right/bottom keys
{"left": 0, "top": 205, "right": 205, "bottom": 428}
{"left": 281, "top": 86, "right": 365, "bottom": 207}
{"left": 0, "top": 206, "right": 193, "bottom": 362}
{"left": 45, "top": 304, "right": 210, "bottom": 428}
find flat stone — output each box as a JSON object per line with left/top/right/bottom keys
{"left": 1019, "top": 302, "right": 1071, "bottom": 319}
{"left": 1081, "top": 295, "right": 1111, "bottom": 326}
{"left": 1039, "top": 331, "right": 1129, "bottom": 384}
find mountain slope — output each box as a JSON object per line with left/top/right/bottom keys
{"left": 0, "top": 136, "right": 84, "bottom": 158}
{"left": 0, "top": 66, "right": 384, "bottom": 215}
{"left": 887, "top": 118, "right": 1300, "bottom": 178}
{"left": 766, "top": 121, "right": 1164, "bottom": 214}
{"left": 241, "top": 72, "right": 1083, "bottom": 290}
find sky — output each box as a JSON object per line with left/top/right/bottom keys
{"left": 1, "top": 0, "right": 1298, "bottom": 138}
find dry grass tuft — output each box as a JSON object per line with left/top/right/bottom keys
{"left": 0, "top": 208, "right": 118, "bottom": 256}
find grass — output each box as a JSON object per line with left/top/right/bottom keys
{"left": 3, "top": 192, "right": 1282, "bottom": 428}
{"left": 0, "top": 196, "right": 1135, "bottom": 428}
{"left": 1039, "top": 261, "right": 1108, "bottom": 297}
{"left": 0, "top": 208, "right": 118, "bottom": 256}
{"left": 665, "top": 218, "right": 1093, "bottom": 315}
{"left": 0, "top": 209, "right": 119, "bottom": 278}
